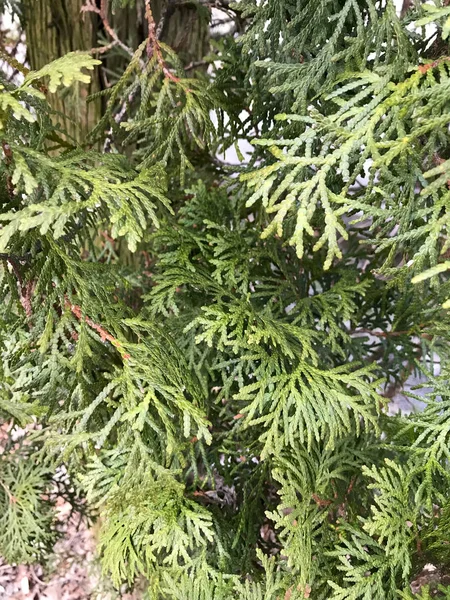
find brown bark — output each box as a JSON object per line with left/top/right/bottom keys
{"left": 158, "top": 1, "right": 210, "bottom": 67}
{"left": 400, "top": 0, "right": 412, "bottom": 18}
{"left": 23, "top": 0, "right": 102, "bottom": 142}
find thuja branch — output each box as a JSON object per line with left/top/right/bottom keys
{"left": 65, "top": 298, "right": 130, "bottom": 361}
{"left": 145, "top": 0, "right": 181, "bottom": 84}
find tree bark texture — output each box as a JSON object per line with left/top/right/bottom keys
{"left": 23, "top": 0, "right": 102, "bottom": 141}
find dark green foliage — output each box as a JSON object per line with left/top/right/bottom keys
{"left": 1, "top": 1, "right": 450, "bottom": 598}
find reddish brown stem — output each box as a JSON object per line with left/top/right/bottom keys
{"left": 82, "top": 0, "right": 141, "bottom": 64}
{"left": 0, "top": 479, "right": 16, "bottom": 504}
{"left": 312, "top": 494, "right": 332, "bottom": 508}
{"left": 144, "top": 0, "right": 181, "bottom": 84}
{"left": 65, "top": 298, "right": 130, "bottom": 360}
{"left": 418, "top": 57, "right": 450, "bottom": 74}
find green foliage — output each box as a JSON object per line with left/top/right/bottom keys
{"left": 1, "top": 1, "right": 450, "bottom": 599}
{"left": 416, "top": 4, "right": 450, "bottom": 39}
{"left": 24, "top": 52, "right": 101, "bottom": 93}
{"left": 0, "top": 443, "right": 58, "bottom": 563}
{"left": 0, "top": 152, "right": 170, "bottom": 252}
{"left": 99, "top": 475, "right": 215, "bottom": 586}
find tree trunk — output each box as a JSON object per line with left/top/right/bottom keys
{"left": 23, "top": 0, "right": 102, "bottom": 141}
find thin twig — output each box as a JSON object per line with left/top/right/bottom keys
{"left": 0, "top": 479, "right": 16, "bottom": 504}
{"left": 184, "top": 60, "right": 209, "bottom": 72}
{"left": 418, "top": 56, "right": 450, "bottom": 74}
{"left": 82, "top": 0, "right": 143, "bottom": 149}
{"left": 65, "top": 298, "right": 130, "bottom": 360}
{"left": 82, "top": 0, "right": 144, "bottom": 66}
{"left": 91, "top": 40, "right": 118, "bottom": 56}
{"left": 145, "top": 0, "right": 181, "bottom": 84}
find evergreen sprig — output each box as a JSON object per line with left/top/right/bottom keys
{"left": 1, "top": 1, "right": 450, "bottom": 598}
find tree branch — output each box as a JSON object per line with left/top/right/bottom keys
{"left": 65, "top": 297, "right": 130, "bottom": 361}
{"left": 145, "top": 0, "right": 181, "bottom": 84}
